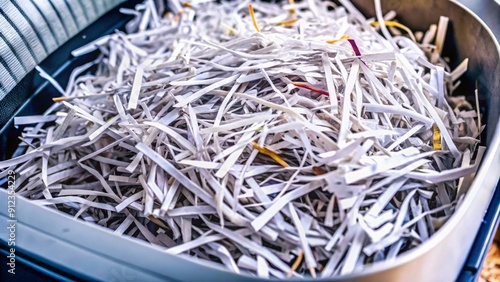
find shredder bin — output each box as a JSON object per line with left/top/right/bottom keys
{"left": 1, "top": 0, "right": 499, "bottom": 281}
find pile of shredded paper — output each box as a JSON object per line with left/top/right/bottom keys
{"left": 0, "top": 0, "right": 485, "bottom": 278}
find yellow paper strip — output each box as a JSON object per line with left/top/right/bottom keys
{"left": 252, "top": 141, "right": 289, "bottom": 167}
{"left": 289, "top": 0, "right": 296, "bottom": 14}
{"left": 326, "top": 34, "right": 350, "bottom": 44}
{"left": 371, "top": 21, "right": 416, "bottom": 42}
{"left": 287, "top": 250, "right": 304, "bottom": 278}
{"left": 277, "top": 18, "right": 298, "bottom": 27}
